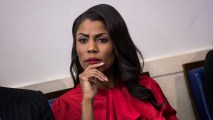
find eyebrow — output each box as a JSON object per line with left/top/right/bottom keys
{"left": 77, "top": 33, "right": 109, "bottom": 39}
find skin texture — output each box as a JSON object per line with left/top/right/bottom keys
{"left": 75, "top": 19, "right": 115, "bottom": 120}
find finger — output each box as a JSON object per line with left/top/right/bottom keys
{"left": 89, "top": 77, "right": 97, "bottom": 84}
{"left": 85, "top": 62, "right": 104, "bottom": 71}
{"left": 83, "top": 66, "right": 108, "bottom": 81}
{"left": 91, "top": 62, "right": 104, "bottom": 68}
{"left": 84, "top": 68, "right": 108, "bottom": 81}
{"left": 88, "top": 73, "right": 106, "bottom": 82}
{"left": 90, "top": 69, "right": 108, "bottom": 81}
{"left": 79, "top": 71, "right": 106, "bottom": 82}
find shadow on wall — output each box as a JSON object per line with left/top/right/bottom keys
{"left": 174, "top": 74, "right": 196, "bottom": 120}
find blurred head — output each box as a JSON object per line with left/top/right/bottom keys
{"left": 71, "top": 4, "right": 143, "bottom": 86}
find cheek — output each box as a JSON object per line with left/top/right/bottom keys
{"left": 76, "top": 46, "right": 86, "bottom": 69}
{"left": 103, "top": 48, "right": 115, "bottom": 67}
{"left": 76, "top": 43, "right": 86, "bottom": 58}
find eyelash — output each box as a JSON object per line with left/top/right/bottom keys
{"left": 77, "top": 37, "right": 108, "bottom": 44}
{"left": 78, "top": 38, "right": 87, "bottom": 44}
{"left": 98, "top": 38, "right": 108, "bottom": 43}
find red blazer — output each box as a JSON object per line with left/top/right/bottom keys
{"left": 52, "top": 75, "right": 177, "bottom": 120}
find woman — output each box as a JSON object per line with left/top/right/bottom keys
{"left": 52, "top": 4, "right": 177, "bottom": 120}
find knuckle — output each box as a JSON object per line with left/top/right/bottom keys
{"left": 79, "top": 74, "right": 86, "bottom": 80}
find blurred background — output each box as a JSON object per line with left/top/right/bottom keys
{"left": 0, "top": 0, "right": 212, "bottom": 87}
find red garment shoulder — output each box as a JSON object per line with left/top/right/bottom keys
{"left": 51, "top": 85, "right": 82, "bottom": 120}
{"left": 138, "top": 75, "right": 165, "bottom": 104}
{"left": 138, "top": 75, "right": 177, "bottom": 119}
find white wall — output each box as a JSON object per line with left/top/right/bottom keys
{"left": 0, "top": 0, "right": 213, "bottom": 87}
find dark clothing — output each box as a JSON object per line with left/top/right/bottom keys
{"left": 0, "top": 87, "right": 54, "bottom": 120}
{"left": 204, "top": 50, "right": 213, "bottom": 117}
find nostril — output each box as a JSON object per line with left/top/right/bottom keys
{"left": 88, "top": 49, "right": 97, "bottom": 53}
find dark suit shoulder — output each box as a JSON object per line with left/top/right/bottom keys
{"left": 0, "top": 87, "right": 54, "bottom": 120}
{"left": 0, "top": 87, "right": 41, "bottom": 103}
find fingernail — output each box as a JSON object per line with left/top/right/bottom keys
{"left": 105, "top": 77, "right": 108, "bottom": 81}
{"left": 99, "top": 62, "right": 104, "bottom": 65}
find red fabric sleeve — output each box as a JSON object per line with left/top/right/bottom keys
{"left": 51, "top": 86, "right": 82, "bottom": 120}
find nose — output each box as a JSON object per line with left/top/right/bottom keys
{"left": 87, "top": 39, "right": 98, "bottom": 53}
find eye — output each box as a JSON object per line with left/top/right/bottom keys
{"left": 98, "top": 37, "right": 108, "bottom": 43}
{"left": 78, "top": 37, "right": 88, "bottom": 44}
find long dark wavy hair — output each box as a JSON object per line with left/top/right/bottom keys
{"left": 70, "top": 4, "right": 163, "bottom": 110}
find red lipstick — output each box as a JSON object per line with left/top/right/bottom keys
{"left": 85, "top": 57, "right": 101, "bottom": 64}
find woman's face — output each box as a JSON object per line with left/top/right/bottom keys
{"left": 76, "top": 19, "right": 115, "bottom": 73}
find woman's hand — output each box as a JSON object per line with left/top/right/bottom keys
{"left": 79, "top": 62, "right": 108, "bottom": 101}
{"left": 79, "top": 62, "right": 108, "bottom": 120}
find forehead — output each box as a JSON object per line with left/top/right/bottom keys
{"left": 77, "top": 19, "right": 108, "bottom": 34}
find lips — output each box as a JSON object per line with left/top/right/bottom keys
{"left": 85, "top": 57, "right": 101, "bottom": 64}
